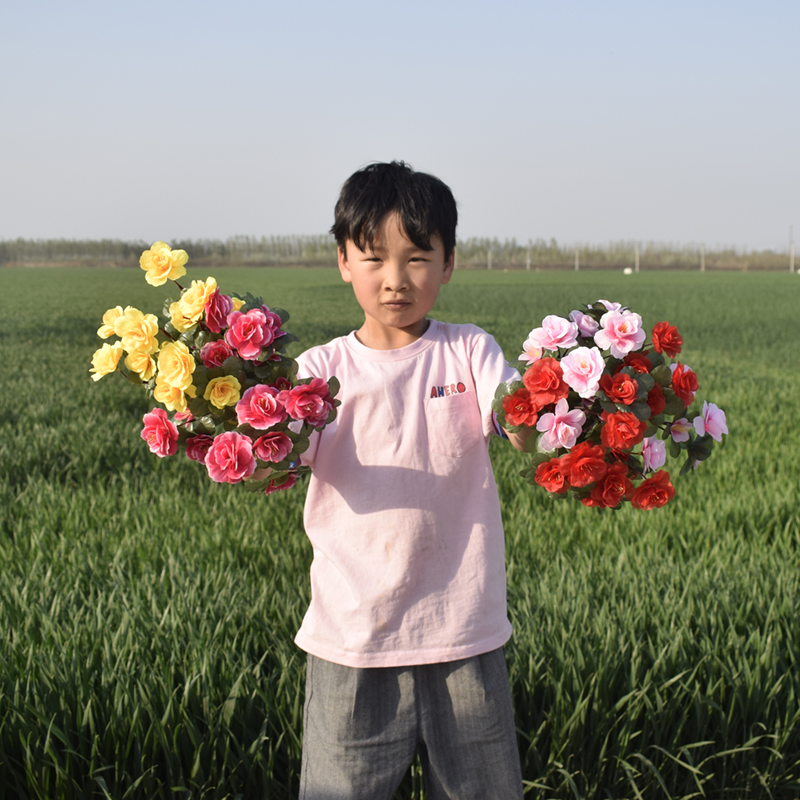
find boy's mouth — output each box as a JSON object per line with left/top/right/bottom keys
{"left": 382, "top": 300, "right": 410, "bottom": 310}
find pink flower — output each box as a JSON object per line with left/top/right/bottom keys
{"left": 569, "top": 310, "right": 600, "bottom": 337}
{"left": 519, "top": 334, "right": 543, "bottom": 366}
{"left": 560, "top": 346, "right": 605, "bottom": 398}
{"left": 670, "top": 418, "right": 692, "bottom": 442}
{"left": 200, "top": 340, "right": 235, "bottom": 368}
{"left": 204, "top": 290, "right": 234, "bottom": 333}
{"left": 597, "top": 299, "right": 623, "bottom": 312}
{"left": 536, "top": 398, "right": 586, "bottom": 451}
{"left": 264, "top": 472, "right": 299, "bottom": 495}
{"left": 278, "top": 378, "right": 335, "bottom": 428}
{"left": 642, "top": 436, "right": 667, "bottom": 472}
{"left": 174, "top": 411, "right": 194, "bottom": 423}
{"left": 236, "top": 384, "right": 287, "bottom": 429}
{"left": 693, "top": 402, "right": 728, "bottom": 442}
{"left": 185, "top": 434, "right": 214, "bottom": 463}
{"left": 594, "top": 310, "right": 646, "bottom": 358}
{"left": 141, "top": 408, "right": 179, "bottom": 458}
{"left": 526, "top": 315, "right": 579, "bottom": 352}
{"left": 253, "top": 431, "right": 294, "bottom": 463}
{"left": 224, "top": 307, "right": 282, "bottom": 360}
{"left": 205, "top": 431, "right": 257, "bottom": 483}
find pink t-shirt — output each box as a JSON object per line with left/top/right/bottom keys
{"left": 294, "top": 320, "right": 519, "bottom": 668}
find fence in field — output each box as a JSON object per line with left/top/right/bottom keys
{"left": 0, "top": 235, "right": 796, "bottom": 272}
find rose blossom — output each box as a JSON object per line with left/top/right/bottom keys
{"left": 224, "top": 307, "right": 282, "bottom": 360}
{"left": 141, "top": 408, "right": 179, "bottom": 458}
{"left": 560, "top": 442, "right": 608, "bottom": 487}
{"left": 693, "top": 402, "right": 728, "bottom": 442}
{"left": 621, "top": 351, "right": 653, "bottom": 374}
{"left": 519, "top": 334, "right": 543, "bottom": 366}
{"left": 597, "top": 299, "right": 623, "bottom": 312}
{"left": 205, "top": 431, "right": 257, "bottom": 483}
{"left": 264, "top": 473, "right": 299, "bottom": 495}
{"left": 670, "top": 363, "right": 699, "bottom": 407}
{"left": 569, "top": 310, "right": 600, "bottom": 337}
{"left": 629, "top": 470, "right": 675, "bottom": 510}
{"left": 253, "top": 431, "right": 294, "bottom": 463}
{"left": 600, "top": 411, "right": 647, "bottom": 451}
{"left": 204, "top": 289, "right": 235, "bottom": 333}
{"left": 534, "top": 458, "right": 569, "bottom": 494}
{"left": 651, "top": 321, "right": 683, "bottom": 358}
{"left": 594, "top": 310, "right": 646, "bottom": 358}
{"left": 536, "top": 398, "right": 586, "bottom": 451}
{"left": 522, "top": 358, "right": 569, "bottom": 409}
{"left": 278, "top": 378, "right": 335, "bottom": 428}
{"left": 599, "top": 372, "right": 638, "bottom": 405}
{"left": 502, "top": 388, "right": 539, "bottom": 428}
{"left": 560, "top": 346, "right": 605, "bottom": 398}
{"left": 236, "top": 384, "right": 287, "bottom": 429}
{"left": 525, "top": 315, "right": 579, "bottom": 352}
{"left": 185, "top": 434, "right": 214, "bottom": 463}
{"left": 646, "top": 384, "right": 666, "bottom": 417}
{"left": 583, "top": 463, "right": 633, "bottom": 508}
{"left": 670, "top": 418, "right": 692, "bottom": 443}
{"left": 642, "top": 436, "right": 667, "bottom": 472}
{"left": 200, "top": 340, "right": 235, "bottom": 368}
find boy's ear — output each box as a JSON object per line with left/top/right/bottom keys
{"left": 441, "top": 248, "right": 455, "bottom": 285}
{"left": 337, "top": 245, "right": 353, "bottom": 284}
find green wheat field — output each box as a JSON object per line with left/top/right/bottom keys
{"left": 2, "top": 267, "right": 799, "bottom": 799}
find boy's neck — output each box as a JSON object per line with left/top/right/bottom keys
{"left": 355, "top": 317, "right": 431, "bottom": 350}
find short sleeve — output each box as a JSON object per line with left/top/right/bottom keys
{"left": 467, "top": 328, "right": 520, "bottom": 439}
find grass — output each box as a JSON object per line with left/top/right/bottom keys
{"left": 1, "top": 267, "right": 799, "bottom": 798}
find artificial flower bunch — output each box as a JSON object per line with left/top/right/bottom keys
{"left": 90, "top": 241, "right": 339, "bottom": 495}
{"left": 493, "top": 300, "right": 728, "bottom": 509}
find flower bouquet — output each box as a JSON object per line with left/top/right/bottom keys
{"left": 90, "top": 241, "right": 339, "bottom": 495}
{"left": 493, "top": 300, "right": 728, "bottom": 509}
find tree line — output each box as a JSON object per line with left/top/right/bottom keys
{"left": 0, "top": 235, "right": 793, "bottom": 271}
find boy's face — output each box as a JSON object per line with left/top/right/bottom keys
{"left": 338, "top": 211, "right": 454, "bottom": 350}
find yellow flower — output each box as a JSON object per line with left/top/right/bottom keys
{"left": 157, "top": 341, "right": 195, "bottom": 390}
{"left": 113, "top": 306, "right": 160, "bottom": 354}
{"left": 125, "top": 351, "right": 156, "bottom": 381}
{"left": 204, "top": 375, "right": 241, "bottom": 409}
{"left": 168, "top": 300, "right": 196, "bottom": 333}
{"left": 178, "top": 277, "right": 217, "bottom": 324}
{"left": 154, "top": 375, "right": 197, "bottom": 412}
{"left": 90, "top": 341, "right": 124, "bottom": 381}
{"left": 140, "top": 241, "right": 188, "bottom": 287}
{"left": 231, "top": 297, "right": 245, "bottom": 311}
{"left": 97, "top": 306, "right": 123, "bottom": 339}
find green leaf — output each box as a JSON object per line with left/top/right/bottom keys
{"left": 327, "top": 376, "right": 340, "bottom": 397}
{"left": 188, "top": 396, "right": 210, "bottom": 417}
{"left": 635, "top": 372, "right": 655, "bottom": 394}
{"left": 668, "top": 438, "right": 681, "bottom": 459}
{"left": 194, "top": 330, "right": 213, "bottom": 349}
{"left": 662, "top": 389, "right": 685, "bottom": 417}
{"left": 222, "top": 356, "right": 243, "bottom": 376}
{"left": 628, "top": 401, "right": 652, "bottom": 422}
{"left": 271, "top": 307, "right": 290, "bottom": 325}
{"left": 651, "top": 364, "right": 672, "bottom": 387}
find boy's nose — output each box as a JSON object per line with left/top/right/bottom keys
{"left": 383, "top": 263, "right": 409, "bottom": 291}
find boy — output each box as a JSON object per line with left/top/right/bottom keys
{"left": 294, "top": 161, "right": 527, "bottom": 799}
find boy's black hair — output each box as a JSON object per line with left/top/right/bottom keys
{"left": 331, "top": 161, "right": 458, "bottom": 259}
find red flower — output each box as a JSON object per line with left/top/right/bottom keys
{"left": 599, "top": 372, "right": 639, "bottom": 405}
{"left": 621, "top": 351, "right": 653, "bottom": 374}
{"left": 141, "top": 408, "right": 179, "bottom": 458}
{"left": 600, "top": 411, "right": 647, "bottom": 451}
{"left": 264, "top": 472, "right": 299, "bottom": 495}
{"left": 629, "top": 470, "right": 675, "bottom": 509}
{"left": 560, "top": 442, "right": 608, "bottom": 487}
{"left": 278, "top": 378, "right": 335, "bottom": 428}
{"left": 200, "top": 339, "right": 235, "bottom": 368}
{"left": 502, "top": 387, "right": 539, "bottom": 427}
{"left": 204, "top": 289, "right": 234, "bottom": 334}
{"left": 646, "top": 383, "right": 666, "bottom": 417}
{"left": 584, "top": 462, "right": 633, "bottom": 508}
{"left": 522, "top": 357, "right": 568, "bottom": 410}
{"left": 670, "top": 363, "right": 699, "bottom": 407}
{"left": 185, "top": 434, "right": 214, "bottom": 463}
{"left": 534, "top": 458, "right": 569, "bottom": 494}
{"left": 652, "top": 322, "right": 683, "bottom": 358}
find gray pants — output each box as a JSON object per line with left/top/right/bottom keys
{"left": 299, "top": 648, "right": 524, "bottom": 800}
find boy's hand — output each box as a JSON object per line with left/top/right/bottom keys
{"left": 504, "top": 427, "right": 532, "bottom": 453}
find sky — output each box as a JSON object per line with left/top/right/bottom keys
{"left": 2, "top": 0, "right": 798, "bottom": 251}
